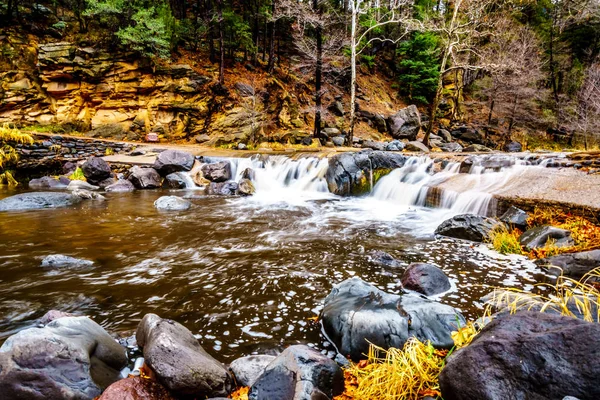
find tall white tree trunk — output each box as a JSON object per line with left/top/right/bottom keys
{"left": 348, "top": 0, "right": 358, "bottom": 145}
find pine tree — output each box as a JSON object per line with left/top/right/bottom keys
{"left": 396, "top": 32, "right": 440, "bottom": 104}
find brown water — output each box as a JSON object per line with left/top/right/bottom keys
{"left": 0, "top": 185, "right": 549, "bottom": 362}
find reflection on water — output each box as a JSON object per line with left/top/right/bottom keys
{"left": 0, "top": 184, "right": 549, "bottom": 361}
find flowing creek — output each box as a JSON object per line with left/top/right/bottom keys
{"left": 0, "top": 154, "right": 558, "bottom": 361}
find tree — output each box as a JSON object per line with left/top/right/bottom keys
{"left": 568, "top": 60, "right": 600, "bottom": 149}
{"left": 348, "top": 0, "right": 414, "bottom": 144}
{"left": 396, "top": 31, "right": 440, "bottom": 104}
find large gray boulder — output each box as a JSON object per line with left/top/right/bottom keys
{"left": 435, "top": 214, "right": 500, "bottom": 242}
{"left": 105, "top": 179, "right": 135, "bottom": 192}
{"left": 67, "top": 180, "right": 99, "bottom": 191}
{"left": 520, "top": 226, "right": 574, "bottom": 251}
{"left": 326, "top": 151, "right": 406, "bottom": 196}
{"left": 152, "top": 150, "right": 195, "bottom": 175}
{"left": 164, "top": 172, "right": 190, "bottom": 189}
{"left": 249, "top": 345, "right": 344, "bottom": 400}
{"left": 439, "top": 312, "right": 600, "bottom": 400}
{"left": 201, "top": 161, "right": 232, "bottom": 183}
{"left": 136, "top": 314, "right": 233, "bottom": 399}
{"left": 154, "top": 196, "right": 191, "bottom": 211}
{"left": 537, "top": 250, "right": 600, "bottom": 279}
{"left": 128, "top": 166, "right": 162, "bottom": 189}
{"left": 499, "top": 206, "right": 529, "bottom": 230}
{"left": 230, "top": 355, "right": 276, "bottom": 387}
{"left": 321, "top": 277, "right": 464, "bottom": 361}
{"left": 387, "top": 105, "right": 421, "bottom": 140}
{"left": 207, "top": 181, "right": 238, "bottom": 196}
{"left": 405, "top": 141, "right": 430, "bottom": 153}
{"left": 0, "top": 316, "right": 127, "bottom": 399}
{"left": 0, "top": 192, "right": 82, "bottom": 211}
{"left": 401, "top": 263, "right": 451, "bottom": 296}
{"left": 29, "top": 176, "right": 67, "bottom": 189}
{"left": 81, "top": 157, "right": 112, "bottom": 184}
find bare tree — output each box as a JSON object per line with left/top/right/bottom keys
{"left": 568, "top": 60, "right": 600, "bottom": 149}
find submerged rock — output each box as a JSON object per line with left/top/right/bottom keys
{"left": 105, "top": 179, "right": 135, "bottom": 192}
{"left": 82, "top": 156, "right": 112, "bottom": 184}
{"left": 321, "top": 277, "right": 464, "bottom": 361}
{"left": 401, "top": 263, "right": 451, "bottom": 296}
{"left": 387, "top": 105, "right": 421, "bottom": 141}
{"left": 368, "top": 250, "right": 403, "bottom": 267}
{"left": 29, "top": 176, "right": 67, "bottom": 189}
{"left": 435, "top": 214, "right": 500, "bottom": 242}
{"left": 326, "top": 151, "right": 406, "bottom": 196}
{"left": 72, "top": 189, "right": 105, "bottom": 201}
{"left": 41, "top": 254, "right": 94, "bottom": 268}
{"left": 439, "top": 312, "right": 600, "bottom": 400}
{"left": 0, "top": 316, "right": 127, "bottom": 399}
{"left": 0, "top": 192, "right": 82, "bottom": 211}
{"left": 201, "top": 161, "right": 232, "bottom": 183}
{"left": 154, "top": 196, "right": 191, "bottom": 211}
{"left": 99, "top": 376, "right": 176, "bottom": 400}
{"left": 249, "top": 345, "right": 344, "bottom": 400}
{"left": 136, "top": 314, "right": 233, "bottom": 399}
{"left": 67, "top": 180, "right": 99, "bottom": 191}
{"left": 152, "top": 150, "right": 195, "bottom": 175}
{"left": 537, "top": 250, "right": 600, "bottom": 279}
{"left": 519, "top": 225, "right": 574, "bottom": 250}
{"left": 230, "top": 355, "right": 275, "bottom": 387}
{"left": 128, "top": 166, "right": 162, "bottom": 189}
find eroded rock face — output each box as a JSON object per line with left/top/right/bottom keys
{"left": 520, "top": 226, "right": 574, "bottom": 250}
{"left": 439, "top": 312, "right": 600, "bottom": 400}
{"left": 326, "top": 151, "right": 406, "bottom": 196}
{"left": 0, "top": 192, "right": 82, "bottom": 211}
{"left": 0, "top": 316, "right": 127, "bottom": 400}
{"left": 99, "top": 376, "right": 176, "bottom": 400}
{"left": 321, "top": 278, "right": 464, "bottom": 361}
{"left": 435, "top": 214, "right": 500, "bottom": 242}
{"left": 82, "top": 156, "right": 112, "bottom": 184}
{"left": 387, "top": 105, "right": 421, "bottom": 140}
{"left": 249, "top": 345, "right": 344, "bottom": 400}
{"left": 201, "top": 161, "right": 232, "bottom": 183}
{"left": 230, "top": 355, "right": 276, "bottom": 387}
{"left": 152, "top": 150, "right": 195, "bottom": 175}
{"left": 128, "top": 167, "right": 162, "bottom": 189}
{"left": 154, "top": 196, "right": 191, "bottom": 211}
{"left": 401, "top": 263, "right": 451, "bottom": 296}
{"left": 136, "top": 314, "right": 233, "bottom": 399}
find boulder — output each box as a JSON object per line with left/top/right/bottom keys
{"left": 536, "top": 250, "right": 600, "bottom": 279}
{"left": 385, "top": 140, "right": 405, "bottom": 152}
{"left": 105, "top": 179, "right": 136, "bottom": 192}
{"left": 368, "top": 250, "right": 402, "bottom": 268}
{"left": 0, "top": 192, "right": 82, "bottom": 211}
{"left": 504, "top": 141, "right": 523, "bottom": 153}
{"left": 128, "top": 167, "right": 162, "bottom": 189}
{"left": 164, "top": 172, "right": 189, "bottom": 189}
{"left": 99, "top": 376, "right": 176, "bottom": 400}
{"left": 237, "top": 178, "right": 255, "bottom": 196}
{"left": 201, "top": 161, "right": 232, "bottom": 183}
{"left": 387, "top": 105, "right": 421, "bottom": 140}
{"left": 82, "top": 156, "right": 112, "bottom": 184}
{"left": 458, "top": 128, "right": 483, "bottom": 144}
{"left": 401, "top": 263, "right": 451, "bottom": 296}
{"left": 332, "top": 136, "right": 345, "bottom": 147}
{"left": 29, "top": 176, "right": 67, "bottom": 189}
{"left": 438, "top": 129, "right": 452, "bottom": 142}
{"left": 362, "top": 139, "right": 386, "bottom": 151}
{"left": 67, "top": 180, "right": 99, "bottom": 191}
{"left": 499, "top": 206, "right": 529, "bottom": 230}
{"left": 435, "top": 214, "right": 500, "bottom": 242}
{"left": 519, "top": 226, "right": 574, "bottom": 250}
{"left": 154, "top": 196, "right": 191, "bottom": 211}
{"left": 72, "top": 189, "right": 105, "bottom": 201}
{"left": 326, "top": 151, "right": 406, "bottom": 196}
{"left": 249, "top": 345, "right": 344, "bottom": 400}
{"left": 86, "top": 124, "right": 125, "bottom": 139}
{"left": 405, "top": 141, "right": 430, "bottom": 153}
{"left": 230, "top": 355, "right": 276, "bottom": 387}
{"left": 152, "top": 150, "right": 195, "bottom": 175}
{"left": 0, "top": 316, "right": 127, "bottom": 400}
{"left": 440, "top": 142, "right": 463, "bottom": 153}
{"left": 195, "top": 134, "right": 211, "bottom": 144}
{"left": 321, "top": 277, "right": 465, "bottom": 361}
{"left": 463, "top": 144, "right": 493, "bottom": 152}
{"left": 439, "top": 312, "right": 600, "bottom": 400}
{"left": 207, "top": 181, "right": 238, "bottom": 196}
{"left": 136, "top": 314, "right": 233, "bottom": 399}
{"left": 41, "top": 254, "right": 94, "bottom": 268}
{"left": 38, "top": 310, "right": 75, "bottom": 325}
{"left": 96, "top": 177, "right": 117, "bottom": 189}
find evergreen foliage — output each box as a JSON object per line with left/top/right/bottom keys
{"left": 396, "top": 32, "right": 440, "bottom": 104}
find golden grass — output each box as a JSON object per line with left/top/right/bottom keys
{"left": 0, "top": 125, "right": 33, "bottom": 186}
{"left": 488, "top": 225, "right": 523, "bottom": 255}
{"left": 68, "top": 167, "right": 86, "bottom": 181}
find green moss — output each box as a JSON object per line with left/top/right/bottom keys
{"left": 350, "top": 168, "right": 393, "bottom": 196}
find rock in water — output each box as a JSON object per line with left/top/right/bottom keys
{"left": 152, "top": 150, "right": 195, "bottom": 175}
{"left": 537, "top": 250, "right": 600, "bottom": 279}
{"left": 207, "top": 181, "right": 238, "bottom": 196}
{"left": 435, "top": 214, "right": 500, "bottom": 242}
{"left": 230, "top": 355, "right": 276, "bottom": 387}
{"left": 368, "top": 250, "right": 402, "bottom": 267}
{"left": 519, "top": 225, "right": 574, "bottom": 250}
{"left": 136, "top": 314, "right": 233, "bottom": 399}
{"left": 499, "top": 206, "right": 529, "bottom": 230}
{"left": 0, "top": 316, "right": 127, "bottom": 399}
{"left": 237, "top": 178, "right": 255, "bottom": 196}
{"left": 82, "top": 156, "right": 112, "bottom": 184}
{"left": 154, "top": 196, "right": 191, "bottom": 211}
{"left": 387, "top": 105, "right": 421, "bottom": 140}
{"left": 504, "top": 141, "right": 523, "bottom": 152}
{"left": 164, "top": 172, "right": 189, "bottom": 189}
{"left": 99, "top": 376, "right": 176, "bottom": 400}
{"left": 249, "top": 345, "right": 344, "bottom": 400}
{"left": 105, "top": 179, "right": 135, "bottom": 192}
{"left": 439, "top": 312, "right": 600, "bottom": 400}
{"left": 128, "top": 166, "right": 162, "bottom": 189}
{"left": 67, "top": 180, "right": 99, "bottom": 191}
{"left": 0, "top": 192, "right": 82, "bottom": 211}
{"left": 401, "top": 263, "right": 451, "bottom": 296}
{"left": 41, "top": 254, "right": 94, "bottom": 268}
{"left": 321, "top": 277, "right": 464, "bottom": 361}
{"left": 29, "top": 176, "right": 67, "bottom": 189}
{"left": 201, "top": 161, "right": 232, "bottom": 183}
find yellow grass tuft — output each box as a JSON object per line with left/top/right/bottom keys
{"left": 68, "top": 167, "right": 86, "bottom": 181}
{"left": 488, "top": 225, "right": 523, "bottom": 255}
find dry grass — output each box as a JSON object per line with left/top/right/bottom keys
{"left": 68, "top": 167, "right": 86, "bottom": 181}
{"left": 0, "top": 125, "right": 33, "bottom": 186}
{"left": 488, "top": 225, "right": 523, "bottom": 255}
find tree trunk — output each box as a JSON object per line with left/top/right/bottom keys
{"left": 314, "top": 0, "right": 323, "bottom": 142}
{"left": 507, "top": 95, "right": 519, "bottom": 138}
{"left": 267, "top": 0, "right": 276, "bottom": 73}
{"left": 217, "top": 0, "right": 225, "bottom": 85}
{"left": 348, "top": 0, "right": 358, "bottom": 145}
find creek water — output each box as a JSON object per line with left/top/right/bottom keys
{"left": 0, "top": 154, "right": 555, "bottom": 361}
